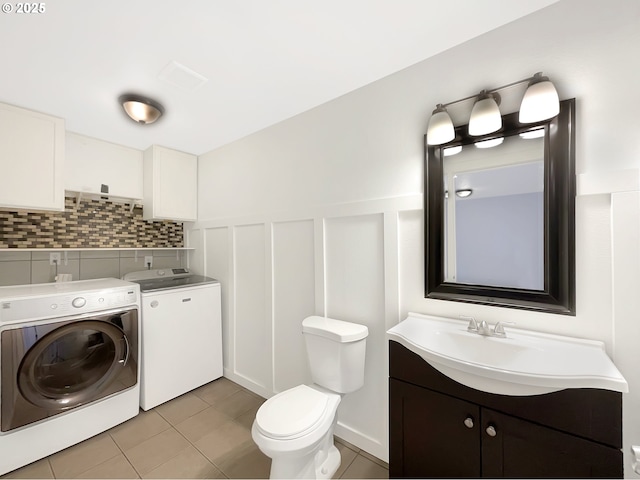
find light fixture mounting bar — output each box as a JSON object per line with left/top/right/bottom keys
{"left": 438, "top": 73, "right": 542, "bottom": 109}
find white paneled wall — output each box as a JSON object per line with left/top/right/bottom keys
{"left": 188, "top": 197, "right": 421, "bottom": 461}
{"left": 272, "top": 220, "right": 315, "bottom": 392}
{"left": 234, "top": 224, "right": 271, "bottom": 391}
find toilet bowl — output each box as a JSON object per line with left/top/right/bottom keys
{"left": 252, "top": 316, "right": 368, "bottom": 479}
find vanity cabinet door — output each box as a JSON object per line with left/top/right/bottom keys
{"left": 481, "top": 408, "right": 623, "bottom": 478}
{"left": 390, "top": 379, "right": 481, "bottom": 478}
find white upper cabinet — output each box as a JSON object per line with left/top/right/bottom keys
{"left": 65, "top": 132, "right": 143, "bottom": 201}
{"left": 0, "top": 102, "right": 65, "bottom": 212}
{"left": 143, "top": 145, "right": 197, "bottom": 222}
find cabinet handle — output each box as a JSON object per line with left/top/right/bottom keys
{"left": 485, "top": 424, "right": 497, "bottom": 437}
{"left": 463, "top": 417, "right": 474, "bottom": 429}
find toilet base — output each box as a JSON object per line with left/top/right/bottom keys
{"left": 267, "top": 433, "right": 341, "bottom": 479}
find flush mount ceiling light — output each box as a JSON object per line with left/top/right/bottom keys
{"left": 455, "top": 189, "right": 473, "bottom": 198}
{"left": 119, "top": 94, "right": 164, "bottom": 125}
{"left": 425, "top": 72, "right": 560, "bottom": 146}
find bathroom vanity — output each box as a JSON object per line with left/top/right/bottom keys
{"left": 387, "top": 314, "right": 627, "bottom": 478}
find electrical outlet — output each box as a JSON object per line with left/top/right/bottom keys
{"left": 144, "top": 255, "right": 153, "bottom": 269}
{"left": 49, "top": 252, "right": 61, "bottom": 265}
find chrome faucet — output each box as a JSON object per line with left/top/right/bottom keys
{"left": 462, "top": 316, "right": 514, "bottom": 338}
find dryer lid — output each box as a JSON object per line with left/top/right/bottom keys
{"left": 255, "top": 385, "right": 329, "bottom": 439}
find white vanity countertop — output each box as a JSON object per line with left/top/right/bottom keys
{"left": 387, "top": 312, "right": 628, "bottom": 396}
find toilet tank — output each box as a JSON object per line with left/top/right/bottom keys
{"left": 302, "top": 316, "right": 368, "bottom": 394}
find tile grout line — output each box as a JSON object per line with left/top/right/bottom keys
{"left": 107, "top": 430, "right": 143, "bottom": 479}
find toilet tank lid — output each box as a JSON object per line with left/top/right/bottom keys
{"left": 302, "top": 316, "right": 368, "bottom": 342}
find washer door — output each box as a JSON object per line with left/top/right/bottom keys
{"left": 18, "top": 320, "right": 129, "bottom": 410}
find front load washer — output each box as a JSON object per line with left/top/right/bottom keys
{"left": 123, "top": 268, "right": 222, "bottom": 410}
{"left": 0, "top": 278, "right": 140, "bottom": 476}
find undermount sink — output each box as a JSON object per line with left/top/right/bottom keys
{"left": 387, "top": 313, "right": 628, "bottom": 396}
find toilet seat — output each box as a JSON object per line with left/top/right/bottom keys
{"left": 255, "top": 385, "right": 331, "bottom": 439}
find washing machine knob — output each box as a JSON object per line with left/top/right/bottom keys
{"left": 72, "top": 297, "right": 87, "bottom": 308}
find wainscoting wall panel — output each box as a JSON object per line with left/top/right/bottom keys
{"left": 233, "top": 224, "right": 271, "bottom": 390}
{"left": 272, "top": 220, "right": 315, "bottom": 393}
{"left": 325, "top": 214, "right": 387, "bottom": 452}
{"left": 188, "top": 194, "right": 423, "bottom": 461}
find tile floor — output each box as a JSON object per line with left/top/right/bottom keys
{"left": 2, "top": 378, "right": 389, "bottom": 479}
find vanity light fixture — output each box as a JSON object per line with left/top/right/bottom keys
{"left": 519, "top": 73, "right": 560, "bottom": 124}
{"left": 475, "top": 137, "right": 504, "bottom": 149}
{"left": 468, "top": 91, "right": 501, "bottom": 136}
{"left": 455, "top": 189, "right": 473, "bottom": 198}
{"left": 519, "top": 127, "right": 546, "bottom": 140}
{"left": 443, "top": 145, "right": 463, "bottom": 156}
{"left": 426, "top": 72, "right": 560, "bottom": 145}
{"left": 119, "top": 94, "right": 164, "bottom": 125}
{"left": 426, "top": 104, "right": 455, "bottom": 145}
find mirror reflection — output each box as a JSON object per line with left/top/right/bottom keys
{"left": 443, "top": 133, "right": 544, "bottom": 290}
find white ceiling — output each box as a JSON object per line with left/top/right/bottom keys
{"left": 0, "top": 0, "right": 558, "bottom": 155}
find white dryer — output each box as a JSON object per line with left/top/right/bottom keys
{"left": 123, "top": 268, "right": 223, "bottom": 410}
{"left": 0, "top": 278, "right": 141, "bottom": 476}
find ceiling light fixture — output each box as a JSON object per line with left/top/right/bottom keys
{"left": 119, "top": 94, "right": 164, "bottom": 125}
{"left": 425, "top": 72, "right": 560, "bottom": 145}
{"left": 455, "top": 189, "right": 473, "bottom": 198}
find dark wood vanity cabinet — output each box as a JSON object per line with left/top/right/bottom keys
{"left": 389, "top": 341, "right": 623, "bottom": 478}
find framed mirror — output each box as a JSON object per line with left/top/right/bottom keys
{"left": 425, "top": 98, "right": 575, "bottom": 315}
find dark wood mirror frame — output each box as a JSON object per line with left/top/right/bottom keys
{"left": 425, "top": 98, "right": 575, "bottom": 315}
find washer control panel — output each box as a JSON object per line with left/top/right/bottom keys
{"left": 0, "top": 282, "right": 139, "bottom": 324}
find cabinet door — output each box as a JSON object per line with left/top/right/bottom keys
{"left": 65, "top": 132, "right": 143, "bottom": 199}
{"left": 144, "top": 145, "right": 198, "bottom": 221}
{"left": 481, "top": 408, "right": 623, "bottom": 478}
{"left": 0, "top": 103, "right": 64, "bottom": 211}
{"left": 390, "top": 379, "right": 481, "bottom": 478}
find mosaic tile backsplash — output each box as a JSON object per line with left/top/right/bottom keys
{"left": 0, "top": 197, "right": 184, "bottom": 248}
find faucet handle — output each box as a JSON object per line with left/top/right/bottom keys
{"left": 461, "top": 315, "right": 478, "bottom": 332}
{"left": 493, "top": 321, "right": 515, "bottom": 337}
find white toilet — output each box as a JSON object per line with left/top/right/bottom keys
{"left": 252, "top": 316, "right": 368, "bottom": 479}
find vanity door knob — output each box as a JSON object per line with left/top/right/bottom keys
{"left": 463, "top": 417, "right": 474, "bottom": 429}
{"left": 485, "top": 425, "right": 497, "bottom": 437}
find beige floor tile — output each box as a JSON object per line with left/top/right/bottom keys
{"left": 235, "top": 403, "right": 260, "bottom": 430}
{"left": 76, "top": 454, "right": 140, "bottom": 479}
{"left": 340, "top": 454, "right": 389, "bottom": 479}
{"left": 216, "top": 443, "right": 271, "bottom": 479}
{"left": 213, "top": 389, "right": 264, "bottom": 419}
{"left": 1, "top": 458, "right": 53, "bottom": 479}
{"left": 194, "top": 418, "right": 254, "bottom": 465}
{"left": 141, "top": 446, "right": 224, "bottom": 479}
{"left": 333, "top": 441, "right": 359, "bottom": 479}
{"left": 154, "top": 392, "right": 210, "bottom": 426}
{"left": 109, "top": 410, "right": 171, "bottom": 452}
{"left": 174, "top": 405, "right": 234, "bottom": 444}
{"left": 124, "top": 428, "right": 191, "bottom": 475}
{"left": 49, "top": 433, "right": 121, "bottom": 478}
{"left": 192, "top": 377, "right": 241, "bottom": 405}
